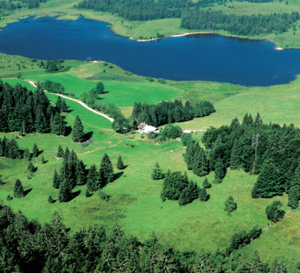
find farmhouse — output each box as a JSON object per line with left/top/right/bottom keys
{"left": 138, "top": 122, "right": 160, "bottom": 134}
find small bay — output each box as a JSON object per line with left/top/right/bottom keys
{"left": 1, "top": 16, "right": 300, "bottom": 86}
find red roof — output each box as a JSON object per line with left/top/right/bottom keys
{"left": 138, "top": 123, "right": 146, "bottom": 129}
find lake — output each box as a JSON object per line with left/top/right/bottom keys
{"left": 1, "top": 16, "right": 300, "bottom": 86}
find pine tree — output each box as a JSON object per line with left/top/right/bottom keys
{"left": 152, "top": 162, "right": 164, "bottom": 180}
{"left": 55, "top": 96, "right": 62, "bottom": 112}
{"left": 61, "top": 100, "right": 68, "bottom": 112}
{"left": 99, "top": 154, "right": 114, "bottom": 188}
{"left": 116, "top": 155, "right": 125, "bottom": 170}
{"left": 32, "top": 143, "right": 39, "bottom": 157}
{"left": 57, "top": 145, "right": 64, "bottom": 157}
{"left": 202, "top": 177, "right": 211, "bottom": 189}
{"left": 76, "top": 160, "right": 86, "bottom": 185}
{"left": 265, "top": 201, "right": 285, "bottom": 222}
{"left": 95, "top": 82, "right": 105, "bottom": 94}
{"left": 178, "top": 181, "right": 199, "bottom": 205}
{"left": 86, "top": 164, "right": 98, "bottom": 192}
{"left": 225, "top": 196, "right": 237, "bottom": 215}
{"left": 48, "top": 195, "right": 54, "bottom": 203}
{"left": 214, "top": 157, "right": 226, "bottom": 184}
{"left": 288, "top": 185, "right": 300, "bottom": 209}
{"left": 59, "top": 180, "right": 72, "bottom": 202}
{"left": 251, "top": 160, "right": 283, "bottom": 198}
{"left": 14, "top": 179, "right": 25, "bottom": 198}
{"left": 199, "top": 187, "right": 210, "bottom": 201}
{"left": 53, "top": 169, "right": 61, "bottom": 189}
{"left": 193, "top": 148, "right": 209, "bottom": 177}
{"left": 51, "top": 112, "right": 66, "bottom": 136}
{"left": 27, "top": 161, "right": 35, "bottom": 173}
{"left": 23, "top": 148, "right": 31, "bottom": 160}
{"left": 230, "top": 139, "right": 240, "bottom": 170}
{"left": 72, "top": 115, "right": 85, "bottom": 142}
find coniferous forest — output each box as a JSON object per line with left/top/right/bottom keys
{"left": 76, "top": 0, "right": 299, "bottom": 35}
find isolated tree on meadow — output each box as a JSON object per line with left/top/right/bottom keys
{"left": 72, "top": 115, "right": 85, "bottom": 142}
{"left": 117, "top": 155, "right": 125, "bottom": 170}
{"left": 95, "top": 82, "right": 105, "bottom": 94}
{"left": 32, "top": 143, "right": 39, "bottom": 157}
{"left": 225, "top": 196, "right": 237, "bottom": 215}
{"left": 27, "top": 161, "right": 35, "bottom": 173}
{"left": 14, "top": 179, "right": 25, "bottom": 198}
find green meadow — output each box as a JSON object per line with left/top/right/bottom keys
{"left": 0, "top": 45, "right": 300, "bottom": 270}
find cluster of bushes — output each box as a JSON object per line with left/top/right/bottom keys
{"left": 41, "top": 80, "right": 65, "bottom": 94}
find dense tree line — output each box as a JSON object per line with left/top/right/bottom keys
{"left": 0, "top": 0, "right": 46, "bottom": 10}
{"left": 76, "top": 0, "right": 190, "bottom": 21}
{"left": 76, "top": 0, "right": 277, "bottom": 23}
{"left": 186, "top": 114, "right": 300, "bottom": 207}
{"left": 181, "top": 10, "right": 299, "bottom": 36}
{"left": 0, "top": 137, "right": 23, "bottom": 159}
{"left": 53, "top": 146, "right": 114, "bottom": 202}
{"left": 0, "top": 81, "right": 67, "bottom": 135}
{"left": 0, "top": 205, "right": 296, "bottom": 272}
{"left": 132, "top": 100, "right": 215, "bottom": 128}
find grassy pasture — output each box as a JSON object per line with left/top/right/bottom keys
{"left": 27, "top": 73, "right": 181, "bottom": 107}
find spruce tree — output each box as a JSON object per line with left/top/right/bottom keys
{"left": 199, "top": 187, "right": 210, "bottom": 201}
{"left": 32, "top": 143, "right": 39, "bottom": 157}
{"left": 23, "top": 148, "right": 31, "bottom": 160}
{"left": 48, "top": 195, "right": 54, "bottom": 203}
{"left": 202, "top": 177, "right": 211, "bottom": 189}
{"left": 72, "top": 115, "right": 85, "bottom": 142}
{"left": 214, "top": 157, "right": 226, "bottom": 184}
{"left": 53, "top": 169, "right": 61, "bottom": 189}
{"left": 76, "top": 160, "right": 86, "bottom": 185}
{"left": 152, "top": 162, "right": 164, "bottom": 180}
{"left": 99, "top": 154, "right": 114, "bottom": 188}
{"left": 27, "top": 161, "right": 35, "bottom": 173}
{"left": 230, "top": 139, "right": 240, "bottom": 170}
{"left": 225, "top": 196, "right": 237, "bottom": 215}
{"left": 57, "top": 145, "right": 64, "bottom": 158}
{"left": 96, "top": 82, "right": 105, "bottom": 94}
{"left": 61, "top": 100, "right": 68, "bottom": 112}
{"left": 251, "top": 161, "right": 283, "bottom": 198}
{"left": 14, "top": 179, "right": 25, "bottom": 198}
{"left": 58, "top": 180, "right": 72, "bottom": 202}
{"left": 55, "top": 96, "right": 62, "bottom": 112}
{"left": 86, "top": 164, "right": 98, "bottom": 192}
{"left": 265, "top": 201, "right": 285, "bottom": 222}
{"left": 178, "top": 181, "right": 199, "bottom": 205}
{"left": 41, "top": 156, "right": 46, "bottom": 164}
{"left": 288, "top": 185, "right": 300, "bottom": 209}
{"left": 116, "top": 155, "right": 125, "bottom": 170}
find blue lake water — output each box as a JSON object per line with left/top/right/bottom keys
{"left": 1, "top": 16, "right": 300, "bottom": 86}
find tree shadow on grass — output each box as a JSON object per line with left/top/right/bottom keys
{"left": 84, "top": 131, "right": 94, "bottom": 141}
{"left": 70, "top": 190, "right": 81, "bottom": 201}
{"left": 24, "top": 188, "right": 32, "bottom": 197}
{"left": 65, "top": 126, "right": 72, "bottom": 137}
{"left": 114, "top": 171, "right": 124, "bottom": 181}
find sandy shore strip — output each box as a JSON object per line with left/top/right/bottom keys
{"left": 131, "top": 31, "right": 215, "bottom": 42}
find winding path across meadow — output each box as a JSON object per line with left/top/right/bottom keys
{"left": 25, "top": 80, "right": 114, "bottom": 123}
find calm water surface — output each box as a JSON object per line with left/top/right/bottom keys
{"left": 1, "top": 17, "right": 300, "bottom": 86}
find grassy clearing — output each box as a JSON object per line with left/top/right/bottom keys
{"left": 174, "top": 76, "right": 300, "bottom": 130}
{"left": 1, "top": 130, "right": 299, "bottom": 270}
{"left": 27, "top": 73, "right": 181, "bottom": 107}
